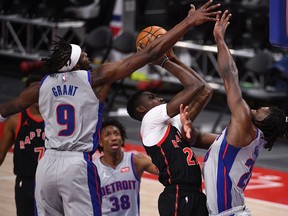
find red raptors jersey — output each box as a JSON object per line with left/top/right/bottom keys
{"left": 141, "top": 104, "right": 202, "bottom": 187}
{"left": 14, "top": 108, "right": 45, "bottom": 178}
{"left": 144, "top": 124, "right": 202, "bottom": 187}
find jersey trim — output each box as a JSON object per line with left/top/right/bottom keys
{"left": 217, "top": 135, "right": 241, "bottom": 213}
{"left": 92, "top": 102, "right": 104, "bottom": 153}
{"left": 40, "top": 75, "right": 48, "bottom": 86}
{"left": 87, "top": 70, "right": 92, "bottom": 85}
{"left": 160, "top": 145, "right": 173, "bottom": 184}
{"left": 174, "top": 185, "right": 179, "bottom": 215}
{"left": 131, "top": 153, "right": 141, "bottom": 182}
{"left": 84, "top": 152, "right": 102, "bottom": 215}
{"left": 15, "top": 112, "right": 22, "bottom": 138}
{"left": 26, "top": 108, "right": 43, "bottom": 123}
{"left": 156, "top": 123, "right": 171, "bottom": 147}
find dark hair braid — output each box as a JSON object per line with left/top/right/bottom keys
{"left": 254, "top": 107, "right": 288, "bottom": 150}
{"left": 41, "top": 36, "right": 72, "bottom": 75}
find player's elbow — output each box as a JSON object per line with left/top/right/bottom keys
{"left": 188, "top": 83, "right": 205, "bottom": 94}
{"left": 203, "top": 84, "right": 214, "bottom": 100}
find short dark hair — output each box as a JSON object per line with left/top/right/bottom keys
{"left": 97, "top": 117, "right": 127, "bottom": 153}
{"left": 41, "top": 36, "right": 72, "bottom": 75}
{"left": 253, "top": 107, "right": 288, "bottom": 150}
{"left": 126, "top": 90, "right": 145, "bottom": 121}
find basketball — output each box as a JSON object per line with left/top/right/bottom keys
{"left": 136, "top": 26, "right": 167, "bottom": 49}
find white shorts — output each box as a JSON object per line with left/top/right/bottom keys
{"left": 35, "top": 149, "right": 102, "bottom": 216}
{"left": 210, "top": 205, "right": 251, "bottom": 216}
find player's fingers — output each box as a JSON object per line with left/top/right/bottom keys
{"left": 138, "top": 41, "right": 144, "bottom": 49}
{"left": 205, "top": 3, "right": 221, "bottom": 12}
{"left": 180, "top": 104, "right": 184, "bottom": 114}
{"left": 147, "top": 36, "right": 154, "bottom": 43}
{"left": 186, "top": 129, "right": 191, "bottom": 139}
{"left": 216, "top": 13, "right": 220, "bottom": 21}
{"left": 183, "top": 105, "right": 189, "bottom": 115}
{"left": 190, "top": 4, "right": 196, "bottom": 11}
{"left": 224, "top": 12, "right": 232, "bottom": 23}
{"left": 206, "top": 11, "right": 222, "bottom": 17}
{"left": 202, "top": 0, "right": 213, "bottom": 9}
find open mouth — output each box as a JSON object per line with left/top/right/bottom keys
{"left": 111, "top": 144, "right": 119, "bottom": 150}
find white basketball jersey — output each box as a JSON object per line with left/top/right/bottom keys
{"left": 202, "top": 128, "right": 265, "bottom": 215}
{"left": 94, "top": 152, "right": 141, "bottom": 216}
{"left": 39, "top": 70, "right": 103, "bottom": 152}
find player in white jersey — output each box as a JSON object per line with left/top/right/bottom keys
{"left": 93, "top": 117, "right": 158, "bottom": 216}
{"left": 0, "top": 3, "right": 222, "bottom": 215}
{"left": 201, "top": 11, "right": 288, "bottom": 216}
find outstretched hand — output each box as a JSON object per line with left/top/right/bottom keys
{"left": 166, "top": 48, "right": 176, "bottom": 61}
{"left": 213, "top": 10, "right": 232, "bottom": 42}
{"left": 187, "top": 0, "right": 221, "bottom": 27}
{"left": 149, "top": 54, "right": 168, "bottom": 66}
{"left": 180, "top": 104, "right": 192, "bottom": 139}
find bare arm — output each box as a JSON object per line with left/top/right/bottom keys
{"left": 167, "top": 49, "right": 213, "bottom": 121}
{"left": 133, "top": 153, "right": 159, "bottom": 178}
{"left": 0, "top": 115, "right": 17, "bottom": 166}
{"left": 180, "top": 104, "right": 217, "bottom": 149}
{"left": 0, "top": 82, "right": 39, "bottom": 118}
{"left": 91, "top": 0, "right": 221, "bottom": 101}
{"left": 161, "top": 59, "right": 205, "bottom": 117}
{"left": 214, "top": 11, "right": 255, "bottom": 146}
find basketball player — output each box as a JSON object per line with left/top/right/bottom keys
{"left": 93, "top": 117, "right": 158, "bottom": 216}
{"left": 0, "top": 76, "right": 45, "bottom": 216}
{"left": 202, "top": 11, "right": 288, "bottom": 216}
{"left": 0, "top": 1, "right": 221, "bottom": 215}
{"left": 126, "top": 43, "right": 218, "bottom": 215}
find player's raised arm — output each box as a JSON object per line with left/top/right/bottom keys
{"left": 90, "top": 0, "right": 221, "bottom": 97}
{"left": 0, "top": 82, "right": 39, "bottom": 120}
{"left": 214, "top": 11, "right": 252, "bottom": 133}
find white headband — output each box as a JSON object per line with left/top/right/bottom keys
{"left": 59, "top": 44, "right": 82, "bottom": 72}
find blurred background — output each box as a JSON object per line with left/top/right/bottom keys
{"left": 1, "top": 1, "right": 288, "bottom": 213}
{"left": 0, "top": 0, "right": 288, "bottom": 124}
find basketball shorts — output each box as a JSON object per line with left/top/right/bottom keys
{"left": 158, "top": 184, "right": 208, "bottom": 216}
{"left": 15, "top": 176, "right": 35, "bottom": 216}
{"left": 35, "top": 149, "right": 102, "bottom": 216}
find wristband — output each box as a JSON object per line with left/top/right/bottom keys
{"left": 0, "top": 114, "right": 6, "bottom": 122}
{"left": 160, "top": 57, "right": 169, "bottom": 68}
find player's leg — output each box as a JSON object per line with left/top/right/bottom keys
{"left": 190, "top": 191, "right": 208, "bottom": 216}
{"left": 59, "top": 152, "right": 102, "bottom": 216}
{"left": 158, "top": 187, "right": 177, "bottom": 215}
{"left": 15, "top": 177, "right": 34, "bottom": 216}
{"left": 35, "top": 150, "right": 64, "bottom": 216}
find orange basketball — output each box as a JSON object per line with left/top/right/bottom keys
{"left": 136, "top": 26, "right": 167, "bottom": 49}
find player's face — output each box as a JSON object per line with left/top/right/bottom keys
{"left": 77, "top": 52, "right": 91, "bottom": 70}
{"left": 140, "top": 92, "right": 165, "bottom": 111}
{"left": 100, "top": 125, "right": 124, "bottom": 153}
{"left": 251, "top": 107, "right": 270, "bottom": 122}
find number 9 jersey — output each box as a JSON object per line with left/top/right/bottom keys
{"left": 39, "top": 70, "right": 103, "bottom": 153}
{"left": 202, "top": 128, "right": 265, "bottom": 215}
